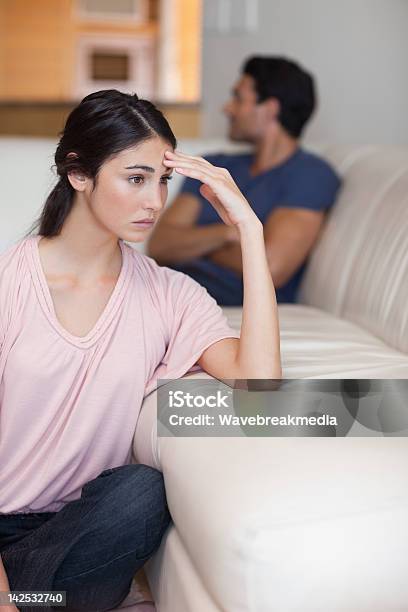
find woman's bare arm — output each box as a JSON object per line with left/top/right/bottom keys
{"left": 0, "top": 554, "right": 19, "bottom": 611}
{"left": 0, "top": 554, "right": 11, "bottom": 589}
{"left": 163, "top": 150, "right": 281, "bottom": 380}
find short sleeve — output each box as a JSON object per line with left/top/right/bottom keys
{"left": 280, "top": 158, "right": 341, "bottom": 212}
{"left": 0, "top": 240, "right": 24, "bottom": 354}
{"left": 144, "top": 267, "right": 240, "bottom": 397}
{"left": 0, "top": 306, "right": 4, "bottom": 351}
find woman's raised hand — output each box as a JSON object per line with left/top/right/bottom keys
{"left": 163, "top": 150, "right": 281, "bottom": 380}
{"left": 163, "top": 150, "right": 260, "bottom": 229}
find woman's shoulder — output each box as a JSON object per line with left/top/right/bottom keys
{"left": 0, "top": 236, "right": 30, "bottom": 280}
{"left": 0, "top": 237, "right": 31, "bottom": 340}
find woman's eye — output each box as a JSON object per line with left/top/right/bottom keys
{"left": 160, "top": 175, "right": 173, "bottom": 184}
{"left": 129, "top": 176, "right": 144, "bottom": 184}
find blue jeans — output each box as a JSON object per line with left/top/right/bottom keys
{"left": 0, "top": 464, "right": 172, "bottom": 612}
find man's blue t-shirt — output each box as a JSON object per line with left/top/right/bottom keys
{"left": 169, "top": 148, "right": 341, "bottom": 305}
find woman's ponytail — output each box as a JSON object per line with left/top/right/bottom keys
{"left": 36, "top": 175, "right": 74, "bottom": 237}
{"left": 24, "top": 157, "right": 75, "bottom": 239}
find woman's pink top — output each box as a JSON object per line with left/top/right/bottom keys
{"left": 0, "top": 235, "right": 240, "bottom": 514}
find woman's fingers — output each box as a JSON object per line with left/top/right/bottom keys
{"left": 169, "top": 167, "right": 230, "bottom": 196}
{"left": 199, "top": 184, "right": 233, "bottom": 226}
{"left": 164, "top": 150, "right": 233, "bottom": 180}
{"left": 165, "top": 150, "right": 211, "bottom": 165}
{"left": 163, "top": 158, "right": 226, "bottom": 184}
{"left": 164, "top": 155, "right": 241, "bottom": 204}
{"left": 164, "top": 150, "right": 217, "bottom": 172}
{"left": 163, "top": 154, "right": 212, "bottom": 169}
{"left": 171, "top": 166, "right": 219, "bottom": 185}
{"left": 163, "top": 159, "right": 221, "bottom": 183}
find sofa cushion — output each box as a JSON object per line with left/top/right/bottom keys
{"left": 224, "top": 305, "right": 408, "bottom": 378}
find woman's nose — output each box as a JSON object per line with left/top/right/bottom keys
{"left": 145, "top": 188, "right": 164, "bottom": 212}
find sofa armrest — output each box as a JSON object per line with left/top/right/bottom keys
{"left": 132, "top": 371, "right": 216, "bottom": 470}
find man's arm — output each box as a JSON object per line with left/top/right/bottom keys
{"left": 146, "top": 193, "right": 237, "bottom": 265}
{"left": 208, "top": 207, "right": 326, "bottom": 286}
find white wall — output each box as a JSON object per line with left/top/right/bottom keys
{"left": 201, "top": 0, "right": 408, "bottom": 145}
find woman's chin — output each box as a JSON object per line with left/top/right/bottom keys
{"left": 120, "top": 227, "right": 152, "bottom": 244}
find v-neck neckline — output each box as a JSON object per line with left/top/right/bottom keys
{"left": 26, "top": 234, "right": 131, "bottom": 349}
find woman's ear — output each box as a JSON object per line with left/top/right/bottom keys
{"left": 65, "top": 152, "right": 90, "bottom": 192}
{"left": 66, "top": 170, "right": 89, "bottom": 192}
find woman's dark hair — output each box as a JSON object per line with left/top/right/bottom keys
{"left": 27, "top": 89, "right": 177, "bottom": 237}
{"left": 242, "top": 56, "right": 316, "bottom": 138}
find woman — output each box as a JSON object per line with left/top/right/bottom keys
{"left": 0, "top": 89, "right": 281, "bottom": 611}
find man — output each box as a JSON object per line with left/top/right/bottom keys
{"left": 147, "top": 56, "right": 341, "bottom": 305}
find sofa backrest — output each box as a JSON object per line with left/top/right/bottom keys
{"left": 299, "top": 144, "right": 408, "bottom": 354}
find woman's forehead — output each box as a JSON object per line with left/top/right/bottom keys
{"left": 107, "top": 138, "right": 174, "bottom": 169}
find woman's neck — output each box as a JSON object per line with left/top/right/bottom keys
{"left": 39, "top": 198, "right": 122, "bottom": 283}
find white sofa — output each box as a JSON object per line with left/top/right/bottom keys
{"left": 132, "top": 142, "right": 408, "bottom": 611}
{"left": 2, "top": 138, "right": 408, "bottom": 611}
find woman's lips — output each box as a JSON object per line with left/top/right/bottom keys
{"left": 131, "top": 220, "right": 154, "bottom": 227}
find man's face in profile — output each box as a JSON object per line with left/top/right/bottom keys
{"left": 223, "top": 74, "right": 267, "bottom": 143}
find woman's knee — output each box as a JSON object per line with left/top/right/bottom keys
{"left": 108, "top": 464, "right": 168, "bottom": 508}
{"left": 53, "top": 466, "right": 171, "bottom": 587}
{"left": 123, "top": 465, "right": 171, "bottom": 537}
{"left": 91, "top": 464, "right": 171, "bottom": 533}
{"left": 119, "top": 465, "right": 171, "bottom": 554}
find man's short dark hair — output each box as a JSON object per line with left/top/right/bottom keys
{"left": 242, "top": 56, "right": 316, "bottom": 138}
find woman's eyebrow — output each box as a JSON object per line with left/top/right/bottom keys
{"left": 124, "top": 164, "right": 155, "bottom": 172}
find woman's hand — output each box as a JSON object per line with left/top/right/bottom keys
{"left": 163, "top": 150, "right": 260, "bottom": 230}
{"left": 163, "top": 151, "right": 281, "bottom": 380}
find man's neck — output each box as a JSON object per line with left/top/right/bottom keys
{"left": 250, "top": 131, "right": 299, "bottom": 177}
